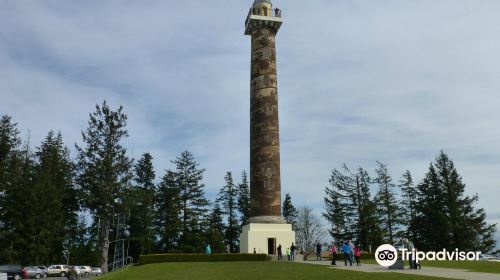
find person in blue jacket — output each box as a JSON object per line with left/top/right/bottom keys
{"left": 342, "top": 241, "right": 353, "bottom": 266}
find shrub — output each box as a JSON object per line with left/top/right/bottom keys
{"left": 138, "top": 253, "right": 269, "bottom": 265}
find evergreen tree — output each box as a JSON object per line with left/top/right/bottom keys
{"left": 374, "top": 161, "right": 402, "bottom": 244}
{"left": 237, "top": 171, "right": 250, "bottom": 228}
{"left": 217, "top": 172, "right": 239, "bottom": 252}
{"left": 0, "top": 115, "right": 22, "bottom": 262}
{"left": 323, "top": 165, "right": 356, "bottom": 242}
{"left": 75, "top": 101, "right": 133, "bottom": 273}
{"left": 155, "top": 170, "right": 181, "bottom": 252}
{"left": 67, "top": 215, "right": 99, "bottom": 266}
{"left": 352, "top": 168, "right": 382, "bottom": 250}
{"left": 3, "top": 133, "right": 36, "bottom": 264}
{"left": 31, "top": 131, "right": 78, "bottom": 265}
{"left": 172, "top": 151, "right": 209, "bottom": 252}
{"left": 324, "top": 165, "right": 382, "bottom": 249}
{"left": 128, "top": 153, "right": 156, "bottom": 259}
{"left": 282, "top": 193, "right": 298, "bottom": 229}
{"left": 399, "top": 170, "right": 418, "bottom": 241}
{"left": 414, "top": 152, "right": 497, "bottom": 252}
{"left": 206, "top": 202, "right": 225, "bottom": 253}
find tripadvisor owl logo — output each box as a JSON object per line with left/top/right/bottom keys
{"left": 375, "top": 244, "right": 398, "bottom": 267}
{"left": 375, "top": 244, "right": 482, "bottom": 267}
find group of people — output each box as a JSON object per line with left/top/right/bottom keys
{"left": 204, "top": 243, "right": 232, "bottom": 255}
{"left": 277, "top": 243, "right": 297, "bottom": 261}
{"left": 329, "top": 240, "right": 361, "bottom": 266}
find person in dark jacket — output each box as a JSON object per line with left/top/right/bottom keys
{"left": 290, "top": 243, "right": 296, "bottom": 261}
{"left": 277, "top": 244, "right": 283, "bottom": 261}
{"left": 316, "top": 242, "right": 322, "bottom": 261}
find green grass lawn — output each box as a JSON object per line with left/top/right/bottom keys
{"left": 360, "top": 257, "right": 500, "bottom": 274}
{"left": 99, "top": 262, "right": 454, "bottom": 280}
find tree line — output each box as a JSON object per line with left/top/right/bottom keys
{"left": 323, "top": 158, "right": 496, "bottom": 253}
{"left": 0, "top": 102, "right": 253, "bottom": 272}
{"left": 1, "top": 100, "right": 496, "bottom": 271}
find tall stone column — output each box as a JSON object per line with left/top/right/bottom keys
{"left": 245, "top": 0, "right": 285, "bottom": 225}
{"left": 249, "top": 27, "right": 283, "bottom": 222}
{"left": 240, "top": 0, "right": 294, "bottom": 254}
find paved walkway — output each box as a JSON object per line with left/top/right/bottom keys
{"left": 299, "top": 260, "right": 499, "bottom": 280}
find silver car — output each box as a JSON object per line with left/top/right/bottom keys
{"left": 35, "top": 266, "right": 48, "bottom": 278}
{"left": 89, "top": 267, "right": 102, "bottom": 277}
{"left": 21, "top": 267, "right": 44, "bottom": 279}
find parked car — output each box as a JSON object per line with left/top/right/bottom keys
{"left": 35, "top": 267, "right": 47, "bottom": 278}
{"left": 77, "top": 266, "right": 91, "bottom": 277}
{"left": 89, "top": 267, "right": 102, "bottom": 277}
{"left": 47, "top": 265, "right": 69, "bottom": 277}
{"left": 21, "top": 267, "right": 44, "bottom": 279}
{"left": 0, "top": 264, "right": 23, "bottom": 280}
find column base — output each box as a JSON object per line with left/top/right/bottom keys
{"left": 239, "top": 223, "right": 296, "bottom": 255}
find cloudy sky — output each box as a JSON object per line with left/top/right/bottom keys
{"left": 1, "top": 0, "right": 499, "bottom": 247}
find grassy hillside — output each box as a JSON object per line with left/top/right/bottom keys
{"left": 99, "top": 262, "right": 454, "bottom": 280}
{"left": 359, "top": 258, "right": 500, "bottom": 273}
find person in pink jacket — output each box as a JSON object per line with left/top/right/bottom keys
{"left": 354, "top": 244, "right": 361, "bottom": 266}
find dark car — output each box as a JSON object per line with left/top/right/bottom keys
{"left": 0, "top": 264, "right": 23, "bottom": 280}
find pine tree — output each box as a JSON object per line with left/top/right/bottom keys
{"left": 67, "top": 215, "right": 98, "bottom": 266}
{"left": 324, "top": 165, "right": 381, "bottom": 249}
{"left": 374, "top": 161, "right": 402, "bottom": 244}
{"left": 155, "top": 170, "right": 181, "bottom": 252}
{"left": 323, "top": 165, "right": 356, "bottom": 242}
{"left": 172, "top": 151, "right": 209, "bottom": 252}
{"left": 282, "top": 193, "right": 298, "bottom": 228}
{"left": 0, "top": 126, "right": 36, "bottom": 264}
{"left": 206, "top": 202, "right": 225, "bottom": 253}
{"left": 31, "top": 131, "right": 78, "bottom": 265}
{"left": 0, "top": 115, "right": 22, "bottom": 262}
{"left": 237, "top": 171, "right": 250, "bottom": 228}
{"left": 399, "top": 170, "right": 418, "bottom": 242}
{"left": 414, "top": 152, "right": 497, "bottom": 252}
{"left": 128, "top": 153, "right": 156, "bottom": 259}
{"left": 217, "top": 172, "right": 239, "bottom": 252}
{"left": 352, "top": 167, "right": 382, "bottom": 250}
{"left": 75, "top": 101, "right": 133, "bottom": 273}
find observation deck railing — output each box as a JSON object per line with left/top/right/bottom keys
{"left": 245, "top": 7, "right": 282, "bottom": 28}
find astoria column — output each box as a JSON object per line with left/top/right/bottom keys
{"left": 245, "top": 0, "right": 285, "bottom": 224}
{"left": 240, "top": 0, "right": 294, "bottom": 254}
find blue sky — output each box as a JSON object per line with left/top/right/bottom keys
{"left": 1, "top": 0, "right": 499, "bottom": 248}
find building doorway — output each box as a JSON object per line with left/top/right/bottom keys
{"left": 267, "top": 238, "right": 276, "bottom": 255}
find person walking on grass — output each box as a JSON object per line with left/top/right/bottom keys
{"left": 316, "top": 242, "right": 322, "bottom": 261}
{"left": 342, "top": 241, "right": 353, "bottom": 266}
{"left": 286, "top": 247, "right": 291, "bottom": 261}
{"left": 290, "top": 243, "right": 296, "bottom": 261}
{"left": 277, "top": 244, "right": 283, "bottom": 261}
{"left": 354, "top": 244, "right": 361, "bottom": 266}
{"left": 330, "top": 243, "right": 337, "bottom": 265}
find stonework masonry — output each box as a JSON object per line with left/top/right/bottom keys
{"left": 250, "top": 26, "right": 282, "bottom": 220}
